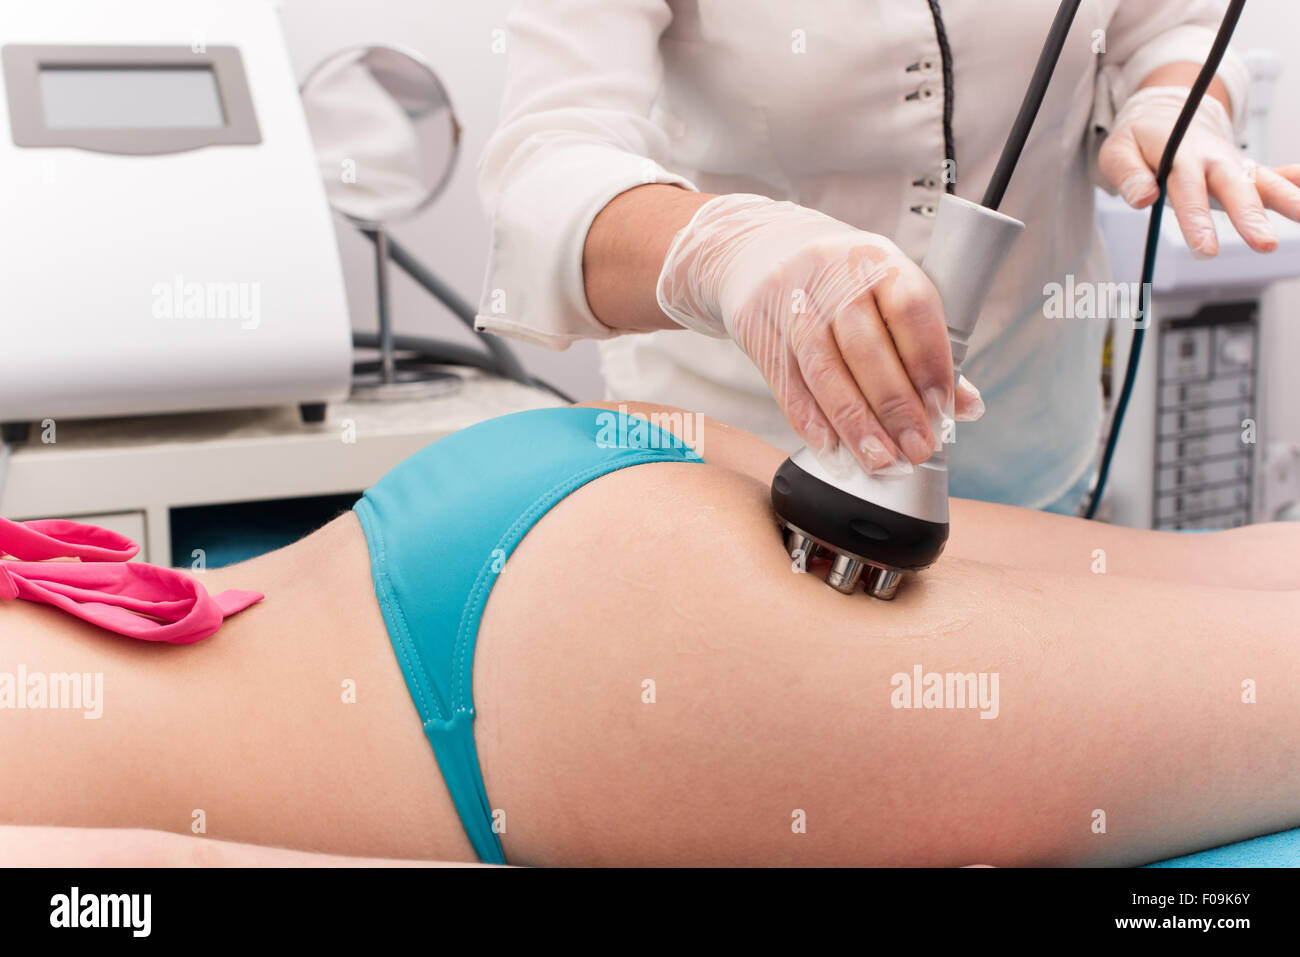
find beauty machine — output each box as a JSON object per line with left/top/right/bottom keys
{"left": 772, "top": 0, "right": 1248, "bottom": 599}
{"left": 0, "top": 0, "right": 353, "bottom": 441}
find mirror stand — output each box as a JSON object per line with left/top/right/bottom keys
{"left": 350, "top": 225, "right": 460, "bottom": 401}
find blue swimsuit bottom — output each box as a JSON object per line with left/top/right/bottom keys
{"left": 352, "top": 407, "right": 703, "bottom": 863}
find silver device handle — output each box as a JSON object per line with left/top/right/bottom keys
{"left": 918, "top": 194, "right": 1026, "bottom": 382}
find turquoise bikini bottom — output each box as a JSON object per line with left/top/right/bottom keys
{"left": 352, "top": 406, "right": 703, "bottom": 863}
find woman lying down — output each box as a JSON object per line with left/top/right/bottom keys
{"left": 1, "top": 401, "right": 1298, "bottom": 868}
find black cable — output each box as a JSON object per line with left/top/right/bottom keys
{"left": 1083, "top": 0, "right": 1247, "bottom": 519}
{"left": 356, "top": 228, "right": 532, "bottom": 386}
{"left": 924, "top": 0, "right": 957, "bottom": 195}
{"left": 353, "top": 330, "right": 501, "bottom": 372}
{"left": 351, "top": 331, "right": 577, "bottom": 403}
{"left": 982, "top": 0, "right": 1085, "bottom": 210}
{"left": 525, "top": 376, "right": 577, "bottom": 404}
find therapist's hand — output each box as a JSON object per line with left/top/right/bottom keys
{"left": 1099, "top": 85, "right": 1300, "bottom": 257}
{"left": 655, "top": 192, "right": 983, "bottom": 474}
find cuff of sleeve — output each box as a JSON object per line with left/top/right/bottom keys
{"left": 1092, "top": 24, "right": 1250, "bottom": 144}
{"left": 476, "top": 142, "right": 697, "bottom": 350}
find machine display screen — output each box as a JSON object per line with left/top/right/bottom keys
{"left": 38, "top": 66, "right": 226, "bottom": 129}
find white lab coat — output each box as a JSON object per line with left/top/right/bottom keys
{"left": 475, "top": 0, "right": 1249, "bottom": 507}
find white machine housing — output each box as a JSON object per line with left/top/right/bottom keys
{"left": 1097, "top": 53, "right": 1300, "bottom": 529}
{"left": 0, "top": 0, "right": 352, "bottom": 426}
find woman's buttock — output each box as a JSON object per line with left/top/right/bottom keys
{"left": 470, "top": 450, "right": 1001, "bottom": 865}
{"left": 474, "top": 458, "right": 833, "bottom": 864}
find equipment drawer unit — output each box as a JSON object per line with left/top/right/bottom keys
{"left": 1157, "top": 455, "right": 1251, "bottom": 493}
{"left": 1153, "top": 304, "right": 1258, "bottom": 531}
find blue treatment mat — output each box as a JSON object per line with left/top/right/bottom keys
{"left": 168, "top": 493, "right": 360, "bottom": 568}
{"left": 1149, "top": 829, "right": 1300, "bottom": 868}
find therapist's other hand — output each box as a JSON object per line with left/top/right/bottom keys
{"left": 655, "top": 193, "right": 982, "bottom": 474}
{"left": 1099, "top": 86, "right": 1300, "bottom": 257}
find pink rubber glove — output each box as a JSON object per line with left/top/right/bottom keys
{"left": 656, "top": 193, "right": 984, "bottom": 475}
{"left": 0, "top": 516, "right": 262, "bottom": 643}
{"left": 1099, "top": 86, "right": 1300, "bottom": 257}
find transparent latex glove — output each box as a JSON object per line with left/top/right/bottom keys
{"left": 1099, "top": 86, "right": 1300, "bottom": 258}
{"left": 655, "top": 193, "right": 984, "bottom": 475}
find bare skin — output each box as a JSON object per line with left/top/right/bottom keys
{"left": 1140, "top": 64, "right": 1230, "bottom": 114}
{"left": 0, "top": 826, "right": 478, "bottom": 868}
{"left": 583, "top": 183, "right": 715, "bottom": 334}
{"left": 1, "top": 402, "right": 1297, "bottom": 866}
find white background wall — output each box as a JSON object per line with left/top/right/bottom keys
{"left": 277, "top": 0, "right": 607, "bottom": 400}
{"left": 277, "top": 0, "right": 1300, "bottom": 439}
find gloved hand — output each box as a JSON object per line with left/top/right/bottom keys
{"left": 655, "top": 193, "right": 984, "bottom": 475}
{"left": 1099, "top": 86, "right": 1300, "bottom": 257}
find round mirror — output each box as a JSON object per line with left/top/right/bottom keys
{"left": 300, "top": 45, "right": 463, "bottom": 400}
{"left": 301, "top": 44, "right": 460, "bottom": 227}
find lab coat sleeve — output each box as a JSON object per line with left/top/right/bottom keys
{"left": 1092, "top": 0, "right": 1251, "bottom": 145}
{"left": 475, "top": 0, "right": 698, "bottom": 349}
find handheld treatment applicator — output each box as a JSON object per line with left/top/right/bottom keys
{"left": 771, "top": 193, "right": 1024, "bottom": 598}
{"left": 771, "top": 0, "right": 1089, "bottom": 599}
